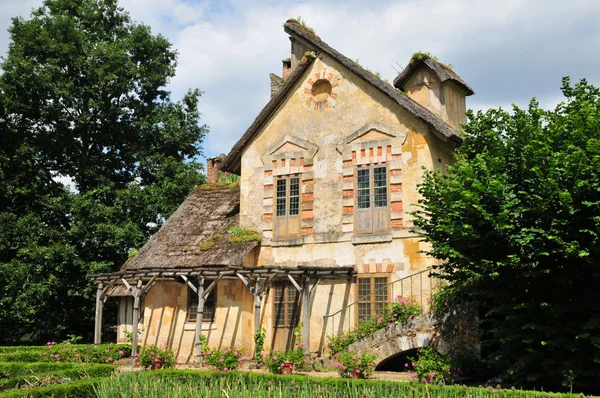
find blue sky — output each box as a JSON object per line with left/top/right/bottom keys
{"left": 1, "top": 0, "right": 600, "bottom": 161}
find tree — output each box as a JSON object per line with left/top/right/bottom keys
{"left": 413, "top": 78, "right": 600, "bottom": 392}
{"left": 0, "top": 0, "right": 207, "bottom": 342}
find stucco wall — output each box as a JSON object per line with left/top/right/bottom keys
{"left": 138, "top": 280, "right": 254, "bottom": 363}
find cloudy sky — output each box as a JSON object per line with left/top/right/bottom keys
{"left": 1, "top": 0, "right": 599, "bottom": 160}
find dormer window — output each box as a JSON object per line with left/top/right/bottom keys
{"left": 273, "top": 174, "right": 301, "bottom": 240}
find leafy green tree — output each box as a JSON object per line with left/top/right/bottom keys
{"left": 413, "top": 78, "right": 600, "bottom": 392}
{"left": 0, "top": 0, "right": 206, "bottom": 342}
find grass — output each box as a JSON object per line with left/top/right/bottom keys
{"left": 228, "top": 227, "right": 261, "bottom": 243}
{"left": 93, "top": 370, "right": 594, "bottom": 398}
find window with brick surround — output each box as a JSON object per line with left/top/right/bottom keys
{"left": 273, "top": 174, "right": 301, "bottom": 240}
{"left": 356, "top": 275, "right": 389, "bottom": 322}
{"left": 187, "top": 285, "right": 217, "bottom": 323}
{"left": 354, "top": 164, "right": 390, "bottom": 234}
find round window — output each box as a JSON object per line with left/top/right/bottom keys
{"left": 311, "top": 79, "right": 332, "bottom": 102}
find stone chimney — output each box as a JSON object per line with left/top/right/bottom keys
{"left": 282, "top": 58, "right": 292, "bottom": 81}
{"left": 207, "top": 154, "right": 227, "bottom": 184}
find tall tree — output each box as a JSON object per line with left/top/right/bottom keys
{"left": 0, "top": 0, "right": 207, "bottom": 342}
{"left": 413, "top": 78, "right": 600, "bottom": 392}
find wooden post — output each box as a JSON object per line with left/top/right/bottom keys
{"left": 195, "top": 277, "right": 205, "bottom": 364}
{"left": 94, "top": 283, "right": 104, "bottom": 346}
{"left": 131, "top": 280, "right": 142, "bottom": 358}
{"left": 253, "top": 278, "right": 262, "bottom": 360}
{"left": 302, "top": 277, "right": 310, "bottom": 355}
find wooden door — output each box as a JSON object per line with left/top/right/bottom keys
{"left": 271, "top": 281, "right": 300, "bottom": 351}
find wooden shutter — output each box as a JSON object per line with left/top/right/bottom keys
{"left": 287, "top": 177, "right": 301, "bottom": 238}
{"left": 372, "top": 166, "right": 390, "bottom": 233}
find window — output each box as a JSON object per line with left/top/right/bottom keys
{"left": 273, "top": 281, "right": 300, "bottom": 327}
{"left": 187, "top": 285, "right": 217, "bottom": 323}
{"left": 273, "top": 175, "right": 301, "bottom": 240}
{"left": 357, "top": 276, "right": 389, "bottom": 322}
{"left": 355, "top": 164, "right": 389, "bottom": 234}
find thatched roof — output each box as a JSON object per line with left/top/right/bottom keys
{"left": 121, "top": 185, "right": 258, "bottom": 271}
{"left": 221, "top": 20, "right": 463, "bottom": 175}
{"left": 393, "top": 55, "right": 474, "bottom": 96}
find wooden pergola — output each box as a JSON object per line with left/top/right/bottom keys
{"left": 88, "top": 265, "right": 355, "bottom": 362}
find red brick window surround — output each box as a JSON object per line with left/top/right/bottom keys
{"left": 339, "top": 123, "right": 406, "bottom": 239}
{"left": 261, "top": 135, "right": 318, "bottom": 244}
{"left": 273, "top": 174, "right": 301, "bottom": 240}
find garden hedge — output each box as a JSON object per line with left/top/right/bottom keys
{"left": 0, "top": 363, "right": 115, "bottom": 391}
{"left": 0, "top": 377, "right": 105, "bottom": 398}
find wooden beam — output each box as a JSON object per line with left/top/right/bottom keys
{"left": 202, "top": 275, "right": 222, "bottom": 300}
{"left": 100, "top": 279, "right": 117, "bottom": 302}
{"left": 287, "top": 274, "right": 302, "bottom": 292}
{"left": 94, "top": 283, "right": 104, "bottom": 346}
{"left": 302, "top": 277, "right": 310, "bottom": 355}
{"left": 257, "top": 273, "right": 278, "bottom": 296}
{"left": 141, "top": 275, "right": 158, "bottom": 297}
{"left": 236, "top": 272, "right": 251, "bottom": 291}
{"left": 131, "top": 280, "right": 143, "bottom": 357}
{"left": 195, "top": 277, "right": 206, "bottom": 364}
{"left": 309, "top": 278, "right": 321, "bottom": 299}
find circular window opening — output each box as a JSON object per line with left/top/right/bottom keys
{"left": 312, "top": 79, "right": 332, "bottom": 102}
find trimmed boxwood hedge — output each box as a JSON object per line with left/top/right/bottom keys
{"left": 0, "top": 377, "right": 105, "bottom": 398}
{"left": 0, "top": 363, "right": 115, "bottom": 391}
{"left": 0, "top": 344, "right": 133, "bottom": 363}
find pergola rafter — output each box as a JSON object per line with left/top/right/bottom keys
{"left": 88, "top": 265, "right": 355, "bottom": 362}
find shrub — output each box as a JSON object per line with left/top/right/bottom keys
{"left": 0, "top": 363, "right": 115, "bottom": 391}
{"left": 407, "top": 347, "right": 452, "bottom": 384}
{"left": 263, "top": 345, "right": 308, "bottom": 375}
{"left": 0, "top": 377, "right": 105, "bottom": 397}
{"left": 200, "top": 336, "right": 245, "bottom": 371}
{"left": 253, "top": 329, "right": 266, "bottom": 367}
{"left": 38, "top": 342, "right": 131, "bottom": 364}
{"left": 135, "top": 344, "right": 176, "bottom": 370}
{"left": 327, "top": 296, "right": 421, "bottom": 355}
{"left": 331, "top": 350, "right": 377, "bottom": 379}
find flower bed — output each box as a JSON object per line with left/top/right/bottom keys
{"left": 326, "top": 296, "right": 421, "bottom": 355}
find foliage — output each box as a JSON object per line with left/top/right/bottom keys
{"left": 0, "top": 0, "right": 207, "bottom": 343}
{"left": 406, "top": 347, "right": 452, "bottom": 385}
{"left": 38, "top": 342, "right": 131, "bottom": 364}
{"left": 263, "top": 346, "right": 307, "bottom": 375}
{"left": 326, "top": 296, "right": 421, "bottom": 355}
{"left": 200, "top": 335, "right": 245, "bottom": 371}
{"left": 330, "top": 350, "right": 377, "bottom": 379}
{"left": 228, "top": 227, "right": 261, "bottom": 243}
{"left": 0, "top": 363, "right": 114, "bottom": 392}
{"left": 287, "top": 16, "right": 315, "bottom": 35}
{"left": 93, "top": 369, "right": 589, "bottom": 398}
{"left": 412, "top": 78, "right": 600, "bottom": 392}
{"left": 135, "top": 345, "right": 175, "bottom": 370}
{"left": 0, "top": 378, "right": 104, "bottom": 397}
{"left": 254, "top": 329, "right": 266, "bottom": 366}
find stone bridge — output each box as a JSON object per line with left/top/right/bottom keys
{"left": 348, "top": 303, "right": 479, "bottom": 368}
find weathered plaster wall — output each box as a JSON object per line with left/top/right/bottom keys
{"left": 240, "top": 54, "right": 450, "bottom": 269}
{"left": 138, "top": 280, "right": 254, "bottom": 363}
{"left": 404, "top": 66, "right": 467, "bottom": 132}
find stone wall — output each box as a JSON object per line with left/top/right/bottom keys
{"left": 348, "top": 303, "right": 479, "bottom": 365}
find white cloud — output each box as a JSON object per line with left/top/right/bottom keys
{"left": 1, "top": 0, "right": 599, "bottom": 162}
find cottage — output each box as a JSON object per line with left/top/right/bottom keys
{"left": 90, "top": 19, "right": 473, "bottom": 364}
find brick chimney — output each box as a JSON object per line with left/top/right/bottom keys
{"left": 282, "top": 58, "right": 292, "bottom": 81}
{"left": 207, "top": 154, "right": 227, "bottom": 184}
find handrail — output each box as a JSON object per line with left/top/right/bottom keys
{"left": 323, "top": 267, "right": 433, "bottom": 320}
